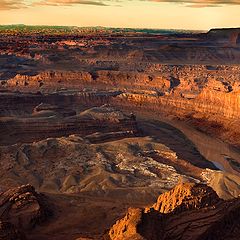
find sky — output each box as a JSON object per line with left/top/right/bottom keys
{"left": 0, "top": 0, "right": 240, "bottom": 30}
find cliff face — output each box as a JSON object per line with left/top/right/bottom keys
{"left": 0, "top": 104, "right": 138, "bottom": 145}
{"left": 207, "top": 28, "right": 240, "bottom": 46}
{"left": 152, "top": 182, "right": 220, "bottom": 214}
{"left": 1, "top": 65, "right": 240, "bottom": 146}
{"left": 3, "top": 65, "right": 240, "bottom": 92}
{"left": 2, "top": 71, "right": 92, "bottom": 90}
{"left": 109, "top": 183, "right": 240, "bottom": 240}
{"left": 115, "top": 89, "right": 240, "bottom": 119}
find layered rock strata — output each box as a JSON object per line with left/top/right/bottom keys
{"left": 1, "top": 65, "right": 240, "bottom": 147}
{"left": 108, "top": 183, "right": 240, "bottom": 240}
{"left": 0, "top": 184, "right": 51, "bottom": 239}
{"left": 0, "top": 105, "right": 138, "bottom": 145}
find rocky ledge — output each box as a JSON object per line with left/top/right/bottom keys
{"left": 108, "top": 182, "right": 240, "bottom": 240}
{"left": 0, "top": 184, "right": 52, "bottom": 239}
{"left": 0, "top": 104, "right": 139, "bottom": 145}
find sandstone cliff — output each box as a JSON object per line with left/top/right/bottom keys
{"left": 207, "top": 28, "right": 240, "bottom": 46}
{"left": 108, "top": 183, "right": 240, "bottom": 240}
{"left": 2, "top": 65, "right": 240, "bottom": 127}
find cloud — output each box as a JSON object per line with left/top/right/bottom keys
{"left": 0, "top": 0, "right": 26, "bottom": 10}
{"left": 1, "top": 0, "right": 240, "bottom": 10}
{"left": 150, "top": 0, "right": 240, "bottom": 7}
{"left": 0, "top": 0, "right": 108, "bottom": 10}
{"left": 32, "top": 0, "right": 108, "bottom": 7}
{"left": 32, "top": 0, "right": 240, "bottom": 8}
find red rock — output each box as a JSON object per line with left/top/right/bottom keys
{"left": 108, "top": 183, "right": 240, "bottom": 240}
{"left": 0, "top": 184, "right": 51, "bottom": 230}
{"left": 0, "top": 221, "right": 25, "bottom": 240}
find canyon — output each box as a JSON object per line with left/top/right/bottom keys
{"left": 0, "top": 26, "right": 240, "bottom": 239}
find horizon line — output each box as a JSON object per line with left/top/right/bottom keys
{"left": 0, "top": 24, "right": 212, "bottom": 32}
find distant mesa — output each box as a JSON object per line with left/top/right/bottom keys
{"left": 207, "top": 27, "right": 240, "bottom": 46}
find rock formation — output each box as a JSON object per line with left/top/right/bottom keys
{"left": 0, "top": 184, "right": 51, "bottom": 230}
{"left": 2, "top": 64, "right": 240, "bottom": 146}
{"left": 0, "top": 104, "right": 138, "bottom": 145}
{"left": 0, "top": 221, "right": 25, "bottom": 240}
{"left": 207, "top": 28, "right": 240, "bottom": 46}
{"left": 0, "top": 184, "right": 51, "bottom": 239}
{"left": 108, "top": 183, "right": 240, "bottom": 240}
{"left": 152, "top": 182, "right": 220, "bottom": 214}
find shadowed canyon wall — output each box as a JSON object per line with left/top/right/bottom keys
{"left": 1, "top": 64, "right": 240, "bottom": 146}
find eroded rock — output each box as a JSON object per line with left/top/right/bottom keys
{"left": 109, "top": 183, "right": 240, "bottom": 240}
{"left": 0, "top": 184, "right": 51, "bottom": 230}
